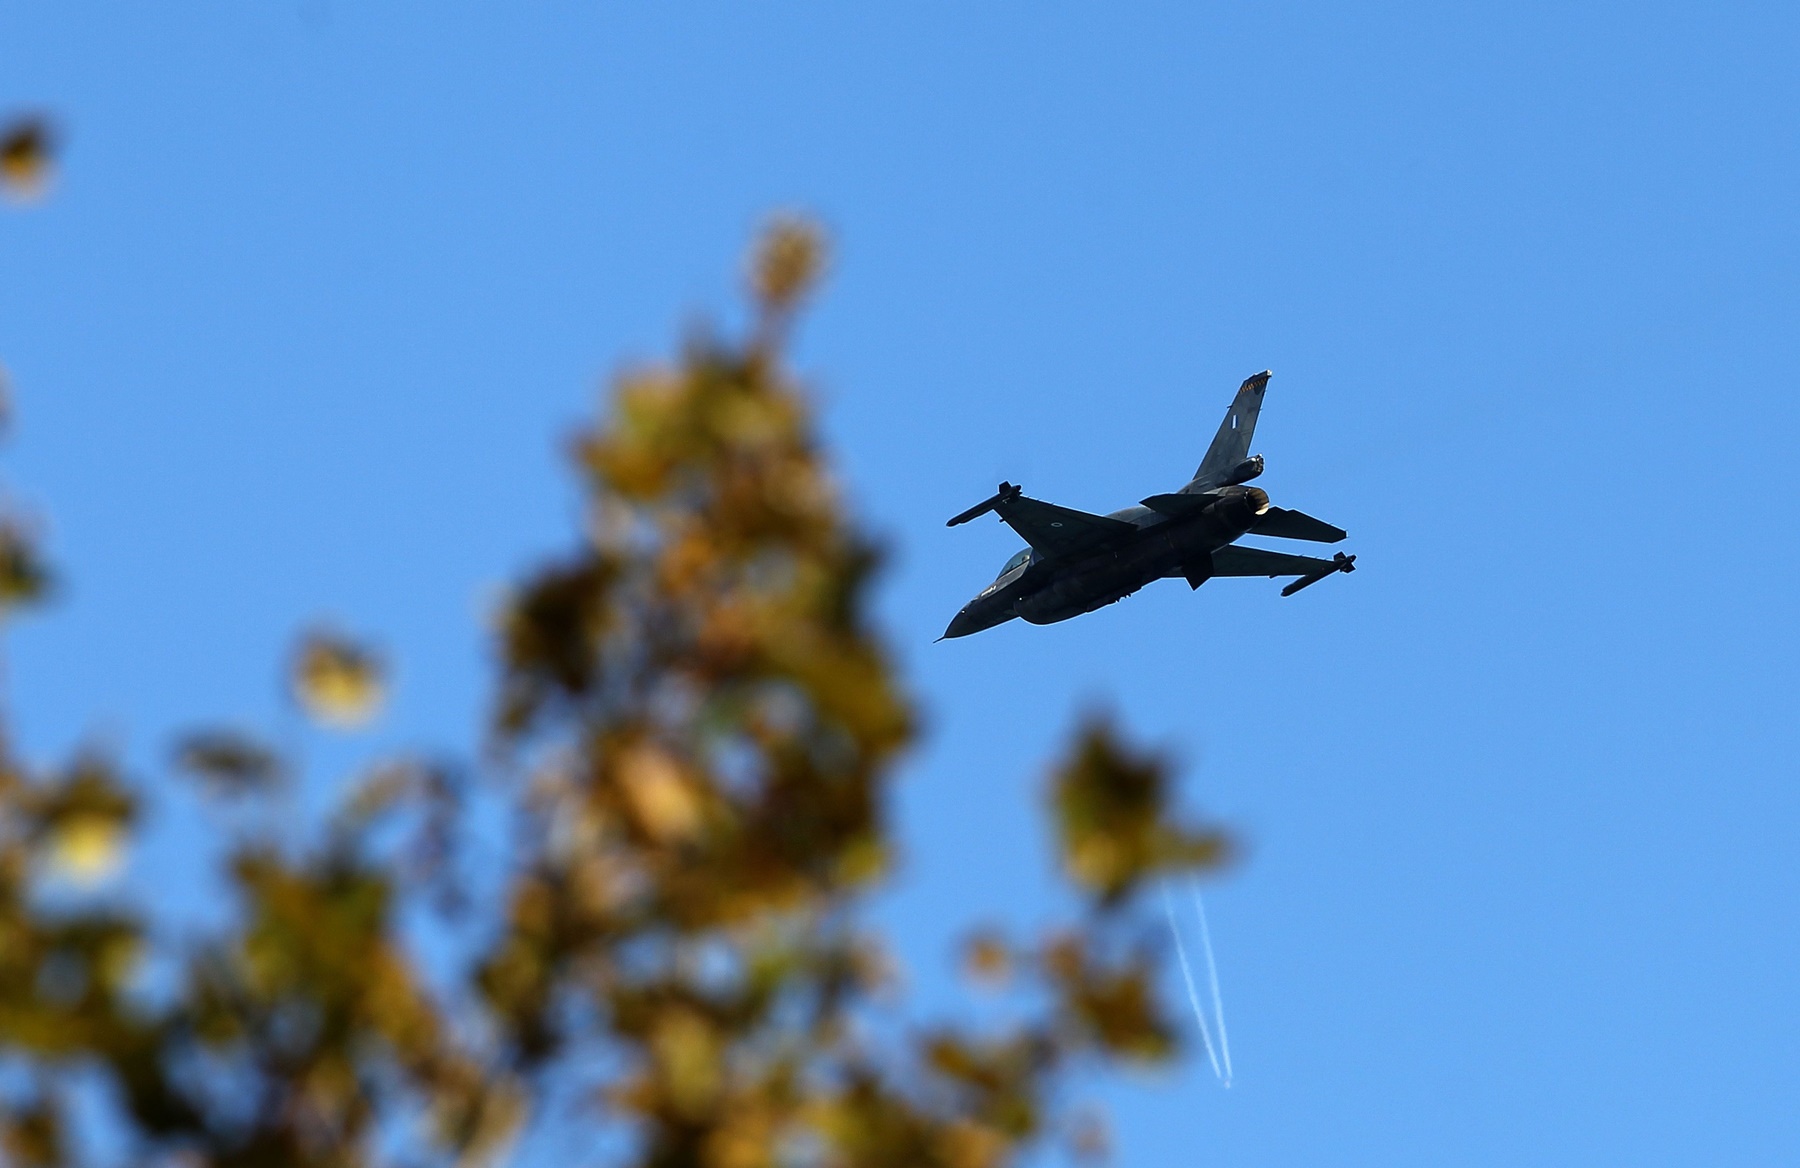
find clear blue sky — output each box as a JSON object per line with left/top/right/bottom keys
{"left": 4, "top": 3, "right": 1798, "bottom": 1164}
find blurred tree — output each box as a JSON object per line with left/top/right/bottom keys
{"left": 0, "top": 208, "right": 1227, "bottom": 1166}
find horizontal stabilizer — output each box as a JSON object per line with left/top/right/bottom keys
{"left": 1251, "top": 507, "right": 1346, "bottom": 543}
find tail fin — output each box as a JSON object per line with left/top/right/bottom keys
{"left": 1192, "top": 371, "right": 1270, "bottom": 486}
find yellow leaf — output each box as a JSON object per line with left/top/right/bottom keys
{"left": 48, "top": 815, "right": 124, "bottom": 884}
{"left": 292, "top": 629, "right": 386, "bottom": 728}
{"left": 962, "top": 930, "right": 1012, "bottom": 988}
{"left": 651, "top": 1007, "right": 720, "bottom": 1118}
{"left": 750, "top": 217, "right": 826, "bottom": 312}
{"left": 0, "top": 115, "right": 55, "bottom": 203}
{"left": 617, "top": 743, "right": 701, "bottom": 843}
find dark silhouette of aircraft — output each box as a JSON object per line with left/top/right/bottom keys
{"left": 942, "top": 371, "right": 1354, "bottom": 639}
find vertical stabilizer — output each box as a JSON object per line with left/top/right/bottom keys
{"left": 1191, "top": 371, "right": 1270, "bottom": 486}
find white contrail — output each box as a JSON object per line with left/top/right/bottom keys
{"left": 1162, "top": 881, "right": 1222, "bottom": 1082}
{"left": 1188, "top": 879, "right": 1233, "bottom": 1085}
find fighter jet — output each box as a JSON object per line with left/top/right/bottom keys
{"left": 941, "top": 371, "right": 1354, "bottom": 639}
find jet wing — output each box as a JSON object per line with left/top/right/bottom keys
{"left": 1204, "top": 546, "right": 1341, "bottom": 577}
{"left": 994, "top": 493, "right": 1137, "bottom": 560}
{"left": 1170, "top": 544, "right": 1356, "bottom": 595}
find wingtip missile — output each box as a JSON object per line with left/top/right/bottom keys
{"left": 947, "top": 481, "right": 1022, "bottom": 527}
{"left": 1279, "top": 552, "right": 1356, "bottom": 597}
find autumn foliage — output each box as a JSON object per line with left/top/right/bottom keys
{"left": 0, "top": 183, "right": 1227, "bottom": 1167}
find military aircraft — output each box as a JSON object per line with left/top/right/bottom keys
{"left": 941, "top": 371, "right": 1354, "bottom": 639}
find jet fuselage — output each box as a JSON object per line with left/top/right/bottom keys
{"left": 943, "top": 485, "right": 1269, "bottom": 638}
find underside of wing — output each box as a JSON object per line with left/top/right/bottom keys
{"left": 1200, "top": 545, "right": 1342, "bottom": 577}
{"left": 1172, "top": 544, "right": 1357, "bottom": 596}
{"left": 995, "top": 494, "right": 1137, "bottom": 559}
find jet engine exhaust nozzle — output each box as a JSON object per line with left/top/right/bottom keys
{"left": 1245, "top": 487, "right": 1270, "bottom": 515}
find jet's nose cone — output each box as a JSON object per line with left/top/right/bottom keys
{"left": 942, "top": 607, "right": 980, "bottom": 639}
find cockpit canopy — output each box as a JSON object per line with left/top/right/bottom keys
{"left": 996, "top": 547, "right": 1033, "bottom": 579}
